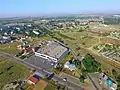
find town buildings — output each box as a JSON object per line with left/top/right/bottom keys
{"left": 0, "top": 35, "right": 11, "bottom": 44}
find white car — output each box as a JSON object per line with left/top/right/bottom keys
{"left": 51, "top": 63, "right": 54, "bottom": 66}
{"left": 63, "top": 78, "right": 67, "bottom": 82}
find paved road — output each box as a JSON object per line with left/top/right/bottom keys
{"left": 0, "top": 51, "right": 84, "bottom": 90}
{"left": 60, "top": 72, "right": 80, "bottom": 86}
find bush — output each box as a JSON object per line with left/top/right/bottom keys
{"left": 79, "top": 75, "right": 86, "bottom": 83}
{"left": 72, "top": 60, "right": 81, "bottom": 69}
{"left": 20, "top": 55, "right": 26, "bottom": 59}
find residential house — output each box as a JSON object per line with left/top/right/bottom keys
{"left": 22, "top": 45, "right": 36, "bottom": 55}
{"left": 17, "top": 45, "right": 37, "bottom": 55}
{"left": 28, "top": 76, "right": 39, "bottom": 85}
{"left": 27, "top": 72, "right": 41, "bottom": 85}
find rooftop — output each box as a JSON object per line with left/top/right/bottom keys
{"left": 37, "top": 41, "right": 68, "bottom": 59}
{"left": 29, "top": 76, "right": 38, "bottom": 84}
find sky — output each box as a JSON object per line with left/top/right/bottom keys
{"left": 0, "top": 0, "right": 120, "bottom": 17}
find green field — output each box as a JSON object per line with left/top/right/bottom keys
{"left": 0, "top": 56, "right": 30, "bottom": 89}
{"left": 55, "top": 31, "right": 99, "bottom": 48}
{"left": 0, "top": 42, "right": 21, "bottom": 55}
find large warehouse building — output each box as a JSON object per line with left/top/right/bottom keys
{"left": 35, "top": 41, "right": 70, "bottom": 63}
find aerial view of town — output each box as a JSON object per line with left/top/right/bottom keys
{"left": 0, "top": 0, "right": 120, "bottom": 90}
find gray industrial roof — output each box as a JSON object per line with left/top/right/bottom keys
{"left": 37, "top": 41, "right": 68, "bottom": 59}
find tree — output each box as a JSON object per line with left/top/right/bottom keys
{"left": 79, "top": 75, "right": 86, "bottom": 83}
{"left": 77, "top": 53, "right": 80, "bottom": 56}
{"left": 72, "top": 60, "right": 81, "bottom": 69}
{"left": 85, "top": 26, "right": 90, "bottom": 30}
{"left": 82, "top": 42, "right": 85, "bottom": 45}
{"left": 116, "top": 75, "right": 120, "bottom": 90}
{"left": 112, "top": 69, "right": 117, "bottom": 78}
{"left": 83, "top": 53, "right": 101, "bottom": 73}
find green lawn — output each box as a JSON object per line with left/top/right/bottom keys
{"left": 0, "top": 56, "right": 30, "bottom": 89}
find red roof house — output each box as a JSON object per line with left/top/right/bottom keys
{"left": 28, "top": 76, "right": 39, "bottom": 85}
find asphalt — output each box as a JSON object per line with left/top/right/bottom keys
{"left": 24, "top": 55, "right": 54, "bottom": 72}
{"left": 0, "top": 51, "right": 84, "bottom": 90}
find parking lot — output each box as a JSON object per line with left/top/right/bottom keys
{"left": 24, "top": 55, "right": 55, "bottom": 72}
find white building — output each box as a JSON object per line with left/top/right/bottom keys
{"left": 35, "top": 41, "right": 69, "bottom": 63}
{"left": 33, "top": 30, "right": 40, "bottom": 35}
{"left": 64, "top": 61, "right": 77, "bottom": 71}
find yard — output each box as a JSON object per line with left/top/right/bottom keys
{"left": 0, "top": 56, "right": 30, "bottom": 89}
{"left": 33, "top": 80, "right": 48, "bottom": 90}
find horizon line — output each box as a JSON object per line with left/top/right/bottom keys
{"left": 0, "top": 12, "right": 120, "bottom": 19}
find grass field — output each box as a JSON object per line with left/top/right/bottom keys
{"left": 57, "top": 31, "right": 99, "bottom": 48}
{"left": 0, "top": 42, "right": 21, "bottom": 55}
{"left": 0, "top": 55, "right": 30, "bottom": 89}
{"left": 26, "top": 35, "right": 52, "bottom": 46}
